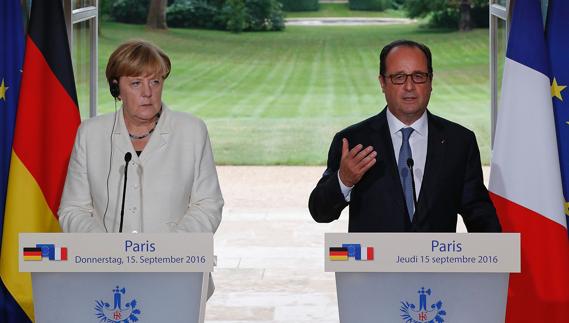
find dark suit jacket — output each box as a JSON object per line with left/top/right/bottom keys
{"left": 309, "top": 108, "right": 501, "bottom": 233}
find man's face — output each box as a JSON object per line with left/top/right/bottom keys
{"left": 379, "top": 46, "right": 432, "bottom": 125}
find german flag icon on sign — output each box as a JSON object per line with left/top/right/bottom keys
{"left": 23, "top": 248, "right": 42, "bottom": 261}
{"left": 22, "top": 245, "right": 68, "bottom": 261}
{"left": 329, "top": 247, "right": 349, "bottom": 261}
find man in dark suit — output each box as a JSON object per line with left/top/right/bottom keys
{"left": 309, "top": 40, "right": 501, "bottom": 233}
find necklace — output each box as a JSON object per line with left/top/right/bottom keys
{"left": 128, "top": 114, "right": 160, "bottom": 140}
{"left": 129, "top": 126, "right": 155, "bottom": 140}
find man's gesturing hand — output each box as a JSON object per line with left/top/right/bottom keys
{"left": 338, "top": 138, "right": 377, "bottom": 187}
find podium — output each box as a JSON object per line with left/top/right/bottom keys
{"left": 325, "top": 233, "right": 520, "bottom": 323}
{"left": 20, "top": 233, "right": 213, "bottom": 323}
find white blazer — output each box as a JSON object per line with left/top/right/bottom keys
{"left": 58, "top": 105, "right": 224, "bottom": 234}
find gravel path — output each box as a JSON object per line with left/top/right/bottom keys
{"left": 217, "top": 166, "right": 324, "bottom": 210}
{"left": 285, "top": 17, "right": 415, "bottom": 26}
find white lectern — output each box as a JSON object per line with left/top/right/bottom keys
{"left": 20, "top": 233, "right": 213, "bottom": 323}
{"left": 325, "top": 233, "right": 520, "bottom": 323}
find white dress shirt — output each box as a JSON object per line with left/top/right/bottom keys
{"left": 339, "top": 108, "right": 428, "bottom": 201}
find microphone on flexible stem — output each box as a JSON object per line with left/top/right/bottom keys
{"left": 119, "top": 152, "right": 132, "bottom": 233}
{"left": 407, "top": 158, "right": 418, "bottom": 212}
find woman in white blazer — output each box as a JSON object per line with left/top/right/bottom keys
{"left": 58, "top": 40, "right": 223, "bottom": 235}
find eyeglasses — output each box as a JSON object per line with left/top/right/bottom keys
{"left": 383, "top": 72, "right": 431, "bottom": 85}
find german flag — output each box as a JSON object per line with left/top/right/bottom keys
{"left": 22, "top": 248, "right": 42, "bottom": 261}
{"left": 0, "top": 0, "right": 80, "bottom": 321}
{"left": 329, "top": 247, "right": 349, "bottom": 261}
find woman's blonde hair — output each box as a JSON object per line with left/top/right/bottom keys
{"left": 105, "top": 39, "right": 171, "bottom": 84}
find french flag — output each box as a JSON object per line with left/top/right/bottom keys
{"left": 488, "top": 0, "right": 569, "bottom": 321}
{"left": 54, "top": 247, "right": 67, "bottom": 261}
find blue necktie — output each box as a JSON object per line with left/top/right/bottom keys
{"left": 398, "top": 127, "right": 415, "bottom": 221}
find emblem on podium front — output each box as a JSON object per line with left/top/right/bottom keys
{"left": 95, "top": 286, "right": 142, "bottom": 322}
{"left": 400, "top": 287, "right": 446, "bottom": 323}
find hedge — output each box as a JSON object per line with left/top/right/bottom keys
{"left": 109, "top": 0, "right": 150, "bottom": 24}
{"left": 348, "top": 0, "right": 391, "bottom": 11}
{"left": 167, "top": 0, "right": 225, "bottom": 29}
{"left": 277, "top": 0, "right": 318, "bottom": 11}
{"left": 167, "top": 0, "right": 285, "bottom": 32}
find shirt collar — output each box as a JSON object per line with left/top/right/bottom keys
{"left": 386, "top": 108, "right": 428, "bottom": 137}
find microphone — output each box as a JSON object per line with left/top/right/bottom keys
{"left": 119, "top": 152, "right": 132, "bottom": 233}
{"left": 407, "top": 158, "right": 418, "bottom": 213}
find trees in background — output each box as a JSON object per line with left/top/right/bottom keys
{"left": 106, "top": 0, "right": 284, "bottom": 33}
{"left": 166, "top": 0, "right": 284, "bottom": 32}
{"left": 102, "top": 0, "right": 490, "bottom": 32}
{"left": 403, "top": 0, "right": 489, "bottom": 31}
{"left": 147, "top": 0, "right": 168, "bottom": 29}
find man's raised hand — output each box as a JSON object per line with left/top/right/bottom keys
{"left": 338, "top": 138, "right": 377, "bottom": 187}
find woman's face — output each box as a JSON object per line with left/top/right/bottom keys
{"left": 118, "top": 74, "right": 164, "bottom": 124}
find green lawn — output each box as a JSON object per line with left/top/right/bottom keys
{"left": 285, "top": 3, "right": 406, "bottom": 18}
{"left": 96, "top": 22, "right": 491, "bottom": 165}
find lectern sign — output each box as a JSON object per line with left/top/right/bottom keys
{"left": 325, "top": 233, "right": 520, "bottom": 273}
{"left": 19, "top": 233, "right": 213, "bottom": 272}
